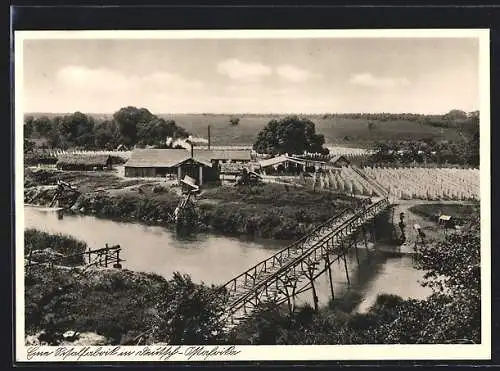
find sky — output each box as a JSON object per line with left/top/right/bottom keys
{"left": 22, "top": 37, "right": 480, "bottom": 114}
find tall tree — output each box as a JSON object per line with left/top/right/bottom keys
{"left": 24, "top": 115, "right": 34, "bottom": 138}
{"left": 58, "top": 111, "right": 95, "bottom": 148}
{"left": 253, "top": 116, "right": 328, "bottom": 155}
{"left": 94, "top": 120, "right": 120, "bottom": 149}
{"left": 153, "top": 272, "right": 228, "bottom": 344}
{"left": 113, "top": 106, "right": 155, "bottom": 146}
{"left": 33, "top": 116, "right": 53, "bottom": 137}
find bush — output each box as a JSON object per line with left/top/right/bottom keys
{"left": 25, "top": 229, "right": 87, "bottom": 266}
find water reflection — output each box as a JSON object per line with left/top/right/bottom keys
{"left": 24, "top": 206, "right": 431, "bottom": 311}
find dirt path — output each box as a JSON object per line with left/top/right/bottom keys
{"left": 390, "top": 199, "right": 471, "bottom": 246}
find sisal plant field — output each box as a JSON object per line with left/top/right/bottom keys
{"left": 300, "top": 166, "right": 479, "bottom": 201}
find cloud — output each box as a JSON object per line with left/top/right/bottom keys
{"left": 276, "top": 65, "right": 319, "bottom": 82}
{"left": 56, "top": 65, "right": 204, "bottom": 92}
{"left": 217, "top": 58, "right": 272, "bottom": 82}
{"left": 349, "top": 72, "right": 410, "bottom": 88}
{"left": 142, "top": 72, "right": 204, "bottom": 90}
{"left": 57, "top": 65, "right": 132, "bottom": 91}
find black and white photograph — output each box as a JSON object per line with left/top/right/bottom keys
{"left": 15, "top": 29, "right": 490, "bottom": 361}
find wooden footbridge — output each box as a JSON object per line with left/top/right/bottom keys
{"left": 220, "top": 196, "right": 391, "bottom": 328}
{"left": 25, "top": 244, "right": 124, "bottom": 270}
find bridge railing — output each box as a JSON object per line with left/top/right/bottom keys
{"left": 26, "top": 245, "right": 122, "bottom": 269}
{"left": 224, "top": 197, "right": 390, "bottom": 317}
{"left": 221, "top": 207, "right": 352, "bottom": 294}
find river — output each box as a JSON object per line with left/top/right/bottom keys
{"left": 24, "top": 206, "right": 431, "bottom": 312}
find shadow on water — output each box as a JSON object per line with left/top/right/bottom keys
{"left": 24, "top": 206, "right": 430, "bottom": 307}
{"left": 327, "top": 247, "right": 391, "bottom": 312}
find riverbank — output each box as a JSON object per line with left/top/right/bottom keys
{"left": 23, "top": 210, "right": 480, "bottom": 346}
{"left": 24, "top": 230, "right": 168, "bottom": 345}
{"left": 24, "top": 168, "right": 357, "bottom": 240}
{"left": 24, "top": 228, "right": 232, "bottom": 346}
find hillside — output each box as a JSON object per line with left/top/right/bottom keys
{"left": 159, "top": 114, "right": 470, "bottom": 147}
{"left": 26, "top": 112, "right": 475, "bottom": 148}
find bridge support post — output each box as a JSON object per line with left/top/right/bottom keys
{"left": 105, "top": 244, "right": 109, "bottom": 268}
{"left": 284, "top": 281, "right": 293, "bottom": 315}
{"left": 324, "top": 253, "right": 335, "bottom": 301}
{"left": 370, "top": 219, "right": 376, "bottom": 244}
{"left": 341, "top": 241, "right": 350, "bottom": 286}
{"left": 363, "top": 225, "right": 368, "bottom": 250}
{"left": 353, "top": 233, "right": 360, "bottom": 266}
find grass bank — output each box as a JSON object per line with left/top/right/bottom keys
{"left": 24, "top": 229, "right": 167, "bottom": 344}
{"left": 408, "top": 202, "right": 480, "bottom": 223}
{"left": 25, "top": 229, "right": 87, "bottom": 266}
{"left": 25, "top": 168, "right": 357, "bottom": 240}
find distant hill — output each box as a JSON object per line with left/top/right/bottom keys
{"left": 25, "top": 112, "right": 477, "bottom": 148}
{"left": 156, "top": 113, "right": 475, "bottom": 147}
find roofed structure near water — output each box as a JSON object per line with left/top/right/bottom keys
{"left": 193, "top": 149, "right": 252, "bottom": 163}
{"left": 125, "top": 149, "right": 207, "bottom": 168}
{"left": 328, "top": 155, "right": 350, "bottom": 167}
{"left": 124, "top": 149, "right": 217, "bottom": 185}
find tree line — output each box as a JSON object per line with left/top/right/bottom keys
{"left": 24, "top": 106, "right": 189, "bottom": 151}
{"left": 321, "top": 109, "right": 479, "bottom": 123}
{"left": 365, "top": 132, "right": 479, "bottom": 167}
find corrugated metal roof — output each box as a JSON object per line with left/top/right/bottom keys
{"left": 193, "top": 149, "right": 252, "bottom": 161}
{"left": 125, "top": 148, "right": 251, "bottom": 168}
{"left": 258, "top": 155, "right": 289, "bottom": 168}
{"left": 125, "top": 149, "right": 212, "bottom": 168}
{"left": 258, "top": 155, "right": 308, "bottom": 168}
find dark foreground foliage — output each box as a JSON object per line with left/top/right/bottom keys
{"left": 25, "top": 266, "right": 226, "bottom": 345}
{"left": 230, "top": 220, "right": 481, "bottom": 344}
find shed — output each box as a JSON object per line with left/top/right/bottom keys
{"left": 116, "top": 144, "right": 130, "bottom": 151}
{"left": 193, "top": 149, "right": 252, "bottom": 165}
{"left": 124, "top": 149, "right": 217, "bottom": 185}
{"left": 220, "top": 162, "right": 247, "bottom": 175}
{"left": 329, "top": 155, "right": 350, "bottom": 167}
{"left": 258, "top": 154, "right": 337, "bottom": 175}
{"left": 56, "top": 154, "right": 112, "bottom": 171}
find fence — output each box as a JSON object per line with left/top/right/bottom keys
{"left": 26, "top": 244, "right": 123, "bottom": 270}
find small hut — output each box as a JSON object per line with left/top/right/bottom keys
{"left": 56, "top": 154, "right": 112, "bottom": 171}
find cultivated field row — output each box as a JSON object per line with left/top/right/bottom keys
{"left": 362, "top": 167, "right": 479, "bottom": 201}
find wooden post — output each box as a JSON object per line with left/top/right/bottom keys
{"left": 354, "top": 233, "right": 360, "bottom": 266}
{"left": 87, "top": 247, "right": 91, "bottom": 265}
{"left": 311, "top": 275, "right": 319, "bottom": 312}
{"left": 325, "top": 254, "right": 335, "bottom": 301}
{"left": 291, "top": 279, "right": 297, "bottom": 313}
{"left": 342, "top": 244, "right": 350, "bottom": 286}
{"left": 104, "top": 244, "right": 109, "bottom": 267}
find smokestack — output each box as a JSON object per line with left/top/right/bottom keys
{"left": 208, "top": 125, "right": 211, "bottom": 150}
